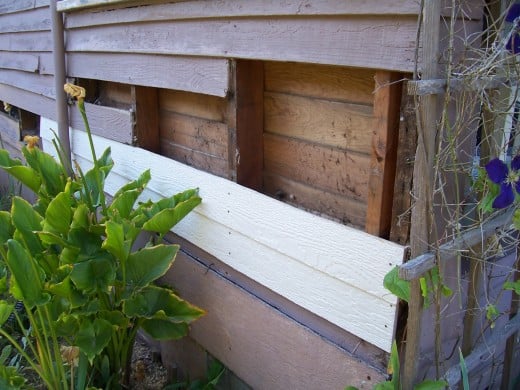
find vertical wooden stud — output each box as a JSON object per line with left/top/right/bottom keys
{"left": 229, "top": 60, "right": 264, "bottom": 190}
{"left": 365, "top": 71, "right": 402, "bottom": 238}
{"left": 131, "top": 85, "right": 160, "bottom": 153}
{"left": 403, "top": 1, "right": 441, "bottom": 389}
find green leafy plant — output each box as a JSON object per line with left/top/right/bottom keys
{"left": 0, "top": 83, "right": 204, "bottom": 389}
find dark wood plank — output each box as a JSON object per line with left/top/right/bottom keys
{"left": 264, "top": 91, "right": 373, "bottom": 153}
{"left": 365, "top": 71, "right": 402, "bottom": 238}
{"left": 159, "top": 111, "right": 228, "bottom": 159}
{"left": 265, "top": 61, "right": 375, "bottom": 105}
{"left": 131, "top": 85, "right": 159, "bottom": 152}
{"left": 263, "top": 172, "right": 367, "bottom": 228}
{"left": 263, "top": 132, "right": 370, "bottom": 202}
{"left": 159, "top": 246, "right": 387, "bottom": 389}
{"left": 67, "top": 52, "right": 229, "bottom": 97}
{"left": 160, "top": 142, "right": 229, "bottom": 178}
{"left": 389, "top": 89, "right": 416, "bottom": 245}
{"left": 234, "top": 60, "right": 263, "bottom": 190}
{"left": 159, "top": 89, "right": 226, "bottom": 122}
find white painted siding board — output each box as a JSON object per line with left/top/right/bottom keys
{"left": 66, "top": 17, "right": 418, "bottom": 72}
{"left": 41, "top": 118, "right": 404, "bottom": 352}
{"left": 67, "top": 53, "right": 229, "bottom": 97}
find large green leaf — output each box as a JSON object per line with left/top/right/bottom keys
{"left": 123, "top": 285, "right": 204, "bottom": 322}
{"left": 11, "top": 196, "right": 43, "bottom": 254}
{"left": 142, "top": 196, "right": 201, "bottom": 235}
{"left": 6, "top": 239, "right": 49, "bottom": 307}
{"left": 0, "top": 211, "right": 13, "bottom": 245}
{"left": 113, "top": 169, "right": 151, "bottom": 199}
{"left": 0, "top": 149, "right": 41, "bottom": 193}
{"left": 42, "top": 190, "right": 72, "bottom": 236}
{"left": 22, "top": 146, "right": 67, "bottom": 197}
{"left": 102, "top": 221, "right": 131, "bottom": 263}
{"left": 70, "top": 255, "right": 116, "bottom": 294}
{"left": 383, "top": 266, "right": 410, "bottom": 302}
{"left": 75, "top": 318, "right": 113, "bottom": 363}
{"left": 0, "top": 301, "right": 14, "bottom": 326}
{"left": 126, "top": 245, "right": 178, "bottom": 290}
{"left": 141, "top": 318, "right": 189, "bottom": 340}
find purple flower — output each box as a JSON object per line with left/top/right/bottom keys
{"left": 485, "top": 156, "right": 520, "bottom": 209}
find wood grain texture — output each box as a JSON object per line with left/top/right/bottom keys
{"left": 159, "top": 111, "right": 228, "bottom": 159}
{"left": 0, "top": 113, "right": 20, "bottom": 142}
{"left": 0, "top": 52, "right": 39, "bottom": 72}
{"left": 263, "top": 172, "right": 367, "bottom": 228}
{"left": 68, "top": 102, "right": 134, "bottom": 144}
{"left": 0, "top": 83, "right": 55, "bottom": 119}
{"left": 265, "top": 61, "right": 375, "bottom": 105}
{"left": 67, "top": 52, "right": 229, "bottom": 97}
{"left": 65, "top": 16, "right": 419, "bottom": 71}
{"left": 263, "top": 132, "right": 370, "bottom": 202}
{"left": 0, "top": 6, "right": 50, "bottom": 33}
{"left": 41, "top": 118, "right": 405, "bottom": 352}
{"left": 132, "top": 85, "right": 159, "bottom": 152}
{"left": 264, "top": 92, "right": 373, "bottom": 153}
{"left": 160, "top": 249, "right": 387, "bottom": 389}
{"left": 365, "top": 71, "right": 402, "bottom": 238}
{"left": 0, "top": 31, "right": 52, "bottom": 51}
{"left": 62, "top": 0, "right": 422, "bottom": 22}
{"left": 159, "top": 89, "right": 226, "bottom": 122}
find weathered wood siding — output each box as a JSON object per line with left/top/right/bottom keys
{"left": 0, "top": 0, "right": 54, "bottom": 119}
{"left": 263, "top": 62, "right": 374, "bottom": 228}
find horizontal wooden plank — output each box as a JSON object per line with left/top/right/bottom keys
{"left": 159, "top": 111, "right": 228, "bottom": 159}
{"left": 0, "top": 6, "right": 50, "bottom": 33}
{"left": 66, "top": 16, "right": 419, "bottom": 72}
{"left": 57, "top": 0, "right": 131, "bottom": 12}
{"left": 264, "top": 132, "right": 370, "bottom": 202}
{"left": 0, "top": 69, "right": 54, "bottom": 98}
{"left": 0, "top": 113, "right": 20, "bottom": 142}
{"left": 160, "top": 142, "right": 229, "bottom": 178}
{"left": 263, "top": 172, "right": 367, "bottom": 228}
{"left": 62, "top": 0, "right": 423, "bottom": 27}
{"left": 69, "top": 102, "right": 134, "bottom": 144}
{"left": 0, "top": 0, "right": 48, "bottom": 14}
{"left": 0, "top": 30, "right": 52, "bottom": 52}
{"left": 158, "top": 89, "right": 226, "bottom": 122}
{"left": 67, "top": 52, "right": 229, "bottom": 97}
{"left": 0, "top": 83, "right": 55, "bottom": 119}
{"left": 0, "top": 52, "right": 39, "bottom": 72}
{"left": 41, "top": 118, "right": 405, "bottom": 351}
{"left": 265, "top": 61, "right": 375, "bottom": 105}
{"left": 160, "top": 249, "right": 387, "bottom": 389}
{"left": 264, "top": 92, "right": 373, "bottom": 153}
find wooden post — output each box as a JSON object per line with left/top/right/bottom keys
{"left": 403, "top": 1, "right": 441, "bottom": 388}
{"left": 365, "top": 71, "right": 402, "bottom": 238}
{"left": 131, "top": 86, "right": 160, "bottom": 153}
{"left": 229, "top": 60, "right": 264, "bottom": 190}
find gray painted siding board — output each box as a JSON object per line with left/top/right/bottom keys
{"left": 0, "top": 83, "right": 55, "bottom": 119}
{"left": 0, "top": 69, "right": 55, "bottom": 98}
{"left": 0, "top": 31, "right": 53, "bottom": 51}
{"left": 0, "top": 52, "right": 39, "bottom": 72}
{"left": 66, "top": 16, "right": 419, "bottom": 72}
{"left": 0, "top": 0, "right": 48, "bottom": 14}
{"left": 67, "top": 52, "right": 230, "bottom": 97}
{"left": 0, "top": 6, "right": 51, "bottom": 33}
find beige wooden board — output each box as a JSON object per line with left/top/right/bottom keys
{"left": 0, "top": 113, "right": 20, "bottom": 142}
{"left": 69, "top": 102, "right": 134, "bottom": 144}
{"left": 265, "top": 61, "right": 375, "bottom": 105}
{"left": 262, "top": 172, "right": 367, "bottom": 228}
{"left": 62, "top": 0, "right": 423, "bottom": 26}
{"left": 0, "top": 52, "right": 39, "bottom": 72}
{"left": 160, "top": 142, "right": 229, "bottom": 179}
{"left": 0, "top": 31, "right": 52, "bottom": 52}
{"left": 264, "top": 132, "right": 370, "bottom": 201}
{"left": 159, "top": 111, "right": 228, "bottom": 159}
{"left": 41, "top": 118, "right": 404, "bottom": 352}
{"left": 264, "top": 92, "right": 373, "bottom": 153}
{"left": 0, "top": 69, "right": 54, "bottom": 98}
{"left": 99, "top": 81, "right": 132, "bottom": 108}
{"left": 0, "top": 6, "right": 50, "bottom": 33}
{"left": 158, "top": 89, "right": 226, "bottom": 122}
{"left": 67, "top": 52, "right": 229, "bottom": 97}
{"left": 161, "top": 250, "right": 387, "bottom": 389}
{"left": 65, "top": 16, "right": 419, "bottom": 71}
{"left": 0, "top": 83, "right": 55, "bottom": 119}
